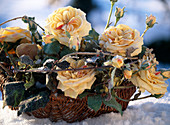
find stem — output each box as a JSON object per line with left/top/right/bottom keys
{"left": 130, "top": 94, "right": 153, "bottom": 101}
{"left": 0, "top": 17, "right": 23, "bottom": 27}
{"left": 114, "top": 85, "right": 135, "bottom": 89}
{"left": 26, "top": 17, "right": 45, "bottom": 32}
{"left": 114, "top": 18, "right": 119, "bottom": 27}
{"left": 4, "top": 49, "right": 17, "bottom": 69}
{"left": 141, "top": 26, "right": 149, "bottom": 37}
{"left": 0, "top": 16, "right": 45, "bottom": 32}
{"left": 0, "top": 63, "right": 12, "bottom": 75}
{"left": 105, "top": 1, "right": 115, "bottom": 30}
{"left": 15, "top": 66, "right": 113, "bottom": 73}
{"left": 60, "top": 52, "right": 138, "bottom": 62}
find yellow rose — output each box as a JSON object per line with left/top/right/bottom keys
{"left": 115, "top": 7, "right": 125, "bottom": 18}
{"left": 57, "top": 57, "right": 96, "bottom": 98}
{"left": 0, "top": 27, "right": 31, "bottom": 43}
{"left": 123, "top": 69, "right": 132, "bottom": 79}
{"left": 0, "top": 27, "right": 31, "bottom": 54}
{"left": 45, "top": 6, "right": 91, "bottom": 51}
{"left": 146, "top": 14, "right": 156, "bottom": 28}
{"left": 100, "top": 24, "right": 143, "bottom": 56}
{"left": 104, "top": 55, "right": 124, "bottom": 68}
{"left": 130, "top": 49, "right": 168, "bottom": 94}
{"left": 130, "top": 67, "right": 168, "bottom": 95}
{"left": 111, "top": 55, "right": 124, "bottom": 68}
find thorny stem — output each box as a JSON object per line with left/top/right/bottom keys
{"left": 0, "top": 17, "right": 23, "bottom": 27}
{"left": 60, "top": 52, "right": 138, "bottom": 62}
{"left": 0, "top": 16, "right": 45, "bottom": 32}
{"left": 130, "top": 94, "right": 153, "bottom": 101}
{"left": 0, "top": 63, "right": 12, "bottom": 75}
{"left": 105, "top": 1, "right": 115, "bottom": 30}
{"left": 15, "top": 66, "right": 113, "bottom": 73}
{"left": 22, "top": 16, "right": 45, "bottom": 31}
{"left": 141, "top": 26, "right": 149, "bottom": 37}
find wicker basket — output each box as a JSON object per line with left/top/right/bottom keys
{"left": 0, "top": 73, "right": 136, "bottom": 123}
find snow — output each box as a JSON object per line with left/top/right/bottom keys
{"left": 0, "top": 92, "right": 170, "bottom": 125}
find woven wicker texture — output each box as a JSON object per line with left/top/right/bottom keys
{"left": 30, "top": 81, "right": 136, "bottom": 123}
{"left": 0, "top": 73, "right": 136, "bottom": 123}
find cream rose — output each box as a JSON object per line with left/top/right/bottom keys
{"left": 45, "top": 6, "right": 91, "bottom": 51}
{"left": 57, "top": 57, "right": 96, "bottom": 98}
{"left": 130, "top": 49, "right": 168, "bottom": 94}
{"left": 130, "top": 67, "right": 168, "bottom": 95}
{"left": 100, "top": 24, "right": 143, "bottom": 56}
{"left": 0, "top": 27, "right": 32, "bottom": 54}
{"left": 0, "top": 27, "right": 31, "bottom": 43}
{"left": 104, "top": 55, "right": 124, "bottom": 68}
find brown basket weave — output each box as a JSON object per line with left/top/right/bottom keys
{"left": 0, "top": 73, "right": 136, "bottom": 123}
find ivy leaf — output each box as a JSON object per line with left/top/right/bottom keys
{"left": 3, "top": 81, "right": 25, "bottom": 108}
{"left": 60, "top": 46, "right": 75, "bottom": 57}
{"left": 65, "top": 30, "right": 71, "bottom": 39}
{"left": 86, "top": 28, "right": 99, "bottom": 41}
{"left": 153, "top": 94, "right": 164, "bottom": 99}
{"left": 55, "top": 61, "right": 70, "bottom": 69}
{"left": 103, "top": 97, "right": 123, "bottom": 116}
{"left": 43, "top": 40, "right": 60, "bottom": 55}
{"left": 24, "top": 73, "right": 35, "bottom": 90}
{"left": 17, "top": 91, "right": 50, "bottom": 116}
{"left": 87, "top": 95, "right": 103, "bottom": 112}
{"left": 20, "top": 55, "right": 34, "bottom": 66}
{"left": 78, "top": 92, "right": 90, "bottom": 99}
{"left": 138, "top": 46, "right": 147, "bottom": 59}
{"left": 46, "top": 74, "right": 56, "bottom": 91}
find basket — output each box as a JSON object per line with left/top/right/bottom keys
{"left": 0, "top": 73, "right": 136, "bottom": 123}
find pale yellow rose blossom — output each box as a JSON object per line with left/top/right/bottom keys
{"left": 45, "top": 6, "right": 91, "bottom": 51}
{"left": 0, "top": 27, "right": 32, "bottom": 54}
{"left": 100, "top": 24, "right": 143, "bottom": 56}
{"left": 104, "top": 55, "right": 124, "bottom": 68}
{"left": 130, "top": 49, "right": 168, "bottom": 95}
{"left": 0, "top": 27, "right": 31, "bottom": 43}
{"left": 123, "top": 69, "right": 132, "bottom": 79}
{"left": 57, "top": 57, "right": 96, "bottom": 98}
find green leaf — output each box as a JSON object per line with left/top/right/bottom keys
{"left": 45, "top": 74, "right": 56, "bottom": 91}
{"left": 87, "top": 95, "right": 103, "bottom": 112}
{"left": 3, "top": 81, "right": 25, "bottom": 108}
{"left": 78, "top": 92, "right": 90, "bottom": 99}
{"left": 103, "top": 97, "right": 123, "bottom": 116}
{"left": 89, "top": 28, "right": 99, "bottom": 41}
{"left": 24, "top": 73, "right": 35, "bottom": 90}
{"left": 153, "top": 94, "right": 164, "bottom": 99}
{"left": 138, "top": 46, "right": 147, "bottom": 59}
{"left": 65, "top": 31, "right": 71, "bottom": 39}
{"left": 18, "top": 91, "right": 50, "bottom": 116}
{"left": 60, "top": 46, "right": 75, "bottom": 57}
{"left": 43, "top": 40, "right": 60, "bottom": 55}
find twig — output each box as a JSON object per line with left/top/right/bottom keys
{"left": 60, "top": 52, "right": 138, "bottom": 62}
{"left": 0, "top": 46, "right": 4, "bottom": 54}
{"left": 0, "top": 17, "right": 23, "bottom": 27}
{"left": 0, "top": 63, "right": 12, "bottom": 75}
{"left": 130, "top": 94, "right": 153, "bottom": 101}
{"left": 0, "top": 16, "right": 45, "bottom": 32}
{"left": 22, "top": 16, "right": 45, "bottom": 31}
{"left": 15, "top": 66, "right": 113, "bottom": 73}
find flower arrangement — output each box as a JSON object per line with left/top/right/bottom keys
{"left": 0, "top": 0, "right": 169, "bottom": 123}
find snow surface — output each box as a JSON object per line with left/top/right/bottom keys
{"left": 0, "top": 92, "right": 170, "bottom": 125}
